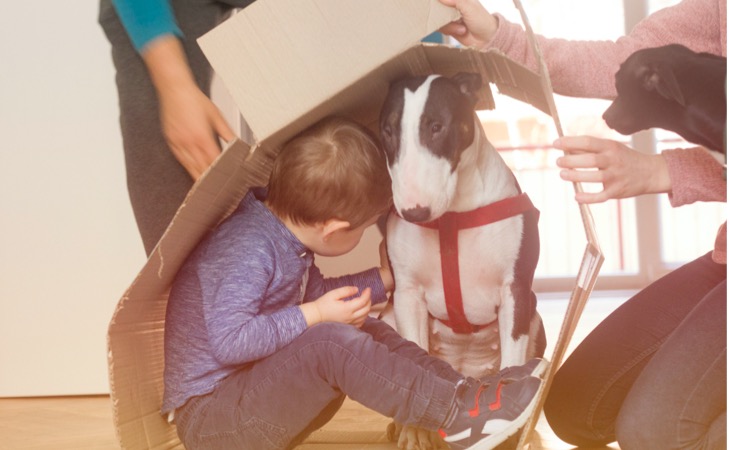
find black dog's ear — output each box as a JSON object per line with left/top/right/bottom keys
{"left": 640, "top": 63, "right": 686, "bottom": 107}
{"left": 452, "top": 72, "right": 482, "bottom": 107}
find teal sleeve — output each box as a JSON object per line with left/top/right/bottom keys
{"left": 111, "top": 0, "right": 183, "bottom": 52}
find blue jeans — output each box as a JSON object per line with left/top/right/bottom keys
{"left": 174, "top": 318, "right": 463, "bottom": 450}
{"left": 544, "top": 252, "right": 726, "bottom": 449}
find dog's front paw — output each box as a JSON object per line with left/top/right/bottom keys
{"left": 387, "top": 421, "right": 449, "bottom": 449}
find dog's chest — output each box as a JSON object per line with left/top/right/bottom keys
{"left": 387, "top": 212, "right": 524, "bottom": 322}
{"left": 429, "top": 317, "right": 502, "bottom": 378}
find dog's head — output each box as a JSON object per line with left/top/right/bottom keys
{"left": 603, "top": 43, "right": 727, "bottom": 152}
{"left": 379, "top": 73, "right": 481, "bottom": 222}
{"left": 602, "top": 44, "right": 697, "bottom": 135}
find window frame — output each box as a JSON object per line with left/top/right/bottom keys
{"left": 530, "top": 0, "right": 696, "bottom": 293}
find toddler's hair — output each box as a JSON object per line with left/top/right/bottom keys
{"left": 267, "top": 116, "right": 392, "bottom": 228}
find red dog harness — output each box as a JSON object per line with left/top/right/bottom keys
{"left": 414, "top": 193, "right": 538, "bottom": 334}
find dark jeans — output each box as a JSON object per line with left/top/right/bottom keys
{"left": 98, "top": 0, "right": 255, "bottom": 255}
{"left": 545, "top": 252, "right": 727, "bottom": 450}
{"left": 174, "top": 318, "right": 463, "bottom": 450}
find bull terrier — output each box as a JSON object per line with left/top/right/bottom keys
{"left": 379, "top": 72, "right": 546, "bottom": 379}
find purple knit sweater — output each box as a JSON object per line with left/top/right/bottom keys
{"left": 161, "top": 188, "right": 387, "bottom": 413}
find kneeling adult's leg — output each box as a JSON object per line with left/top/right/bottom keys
{"left": 544, "top": 252, "right": 726, "bottom": 446}
{"left": 616, "top": 280, "right": 726, "bottom": 450}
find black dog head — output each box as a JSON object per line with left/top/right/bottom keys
{"left": 603, "top": 44, "right": 726, "bottom": 154}
{"left": 379, "top": 72, "right": 481, "bottom": 171}
{"left": 379, "top": 72, "right": 483, "bottom": 222}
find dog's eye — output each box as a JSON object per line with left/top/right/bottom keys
{"left": 431, "top": 123, "right": 443, "bottom": 134}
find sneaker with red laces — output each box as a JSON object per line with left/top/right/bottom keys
{"left": 438, "top": 374, "right": 541, "bottom": 450}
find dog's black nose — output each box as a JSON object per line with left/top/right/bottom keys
{"left": 401, "top": 206, "right": 431, "bottom": 223}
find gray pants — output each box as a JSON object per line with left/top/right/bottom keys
{"left": 98, "top": 0, "right": 254, "bottom": 255}
{"left": 174, "top": 318, "right": 461, "bottom": 450}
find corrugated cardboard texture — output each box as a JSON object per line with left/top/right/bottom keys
{"left": 198, "top": 0, "right": 459, "bottom": 142}
{"left": 107, "top": 139, "right": 273, "bottom": 449}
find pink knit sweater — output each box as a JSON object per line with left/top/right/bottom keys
{"left": 487, "top": 0, "right": 727, "bottom": 264}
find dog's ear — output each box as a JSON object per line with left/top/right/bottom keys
{"left": 640, "top": 63, "right": 686, "bottom": 107}
{"left": 452, "top": 72, "right": 482, "bottom": 106}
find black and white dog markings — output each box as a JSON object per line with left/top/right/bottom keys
{"left": 380, "top": 73, "right": 545, "bottom": 378}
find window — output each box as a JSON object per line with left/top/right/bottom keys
{"left": 468, "top": 0, "right": 724, "bottom": 291}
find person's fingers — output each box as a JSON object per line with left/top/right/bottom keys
{"left": 352, "top": 298, "right": 372, "bottom": 318}
{"left": 211, "top": 109, "right": 236, "bottom": 143}
{"left": 330, "top": 286, "right": 360, "bottom": 301}
{"left": 439, "top": 20, "right": 467, "bottom": 37}
{"left": 350, "top": 288, "right": 371, "bottom": 308}
{"left": 348, "top": 288, "right": 371, "bottom": 315}
{"left": 196, "top": 137, "right": 222, "bottom": 166}
{"left": 556, "top": 153, "right": 604, "bottom": 169}
{"left": 574, "top": 190, "right": 610, "bottom": 204}
{"left": 559, "top": 168, "right": 605, "bottom": 183}
{"left": 169, "top": 143, "right": 203, "bottom": 180}
{"left": 553, "top": 135, "right": 610, "bottom": 153}
{"left": 185, "top": 142, "right": 218, "bottom": 179}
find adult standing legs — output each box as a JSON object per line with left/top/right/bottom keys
{"left": 99, "top": 0, "right": 253, "bottom": 254}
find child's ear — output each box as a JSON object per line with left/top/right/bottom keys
{"left": 321, "top": 219, "right": 351, "bottom": 241}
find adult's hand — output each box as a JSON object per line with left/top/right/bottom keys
{"left": 438, "top": 0, "right": 498, "bottom": 49}
{"left": 142, "top": 35, "right": 235, "bottom": 180}
{"left": 554, "top": 136, "right": 671, "bottom": 203}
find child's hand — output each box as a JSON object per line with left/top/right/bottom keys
{"left": 301, "top": 287, "right": 372, "bottom": 328}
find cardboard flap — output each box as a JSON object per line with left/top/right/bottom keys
{"left": 249, "top": 44, "right": 559, "bottom": 153}
{"left": 142, "top": 139, "right": 258, "bottom": 294}
{"left": 415, "top": 45, "right": 552, "bottom": 115}
{"left": 198, "top": 0, "right": 458, "bottom": 142}
{"left": 107, "top": 138, "right": 264, "bottom": 449}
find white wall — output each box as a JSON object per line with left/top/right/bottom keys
{"left": 0, "top": 0, "right": 383, "bottom": 397}
{"left": 0, "top": 2, "right": 146, "bottom": 396}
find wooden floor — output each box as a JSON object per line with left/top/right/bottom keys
{"left": 0, "top": 293, "right": 628, "bottom": 450}
{"left": 0, "top": 395, "right": 621, "bottom": 450}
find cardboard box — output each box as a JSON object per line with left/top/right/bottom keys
{"left": 107, "top": 0, "right": 603, "bottom": 448}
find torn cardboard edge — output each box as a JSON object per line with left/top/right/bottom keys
{"left": 510, "top": 0, "right": 604, "bottom": 445}
{"left": 106, "top": 1, "right": 604, "bottom": 448}
{"left": 196, "top": 0, "right": 461, "bottom": 143}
